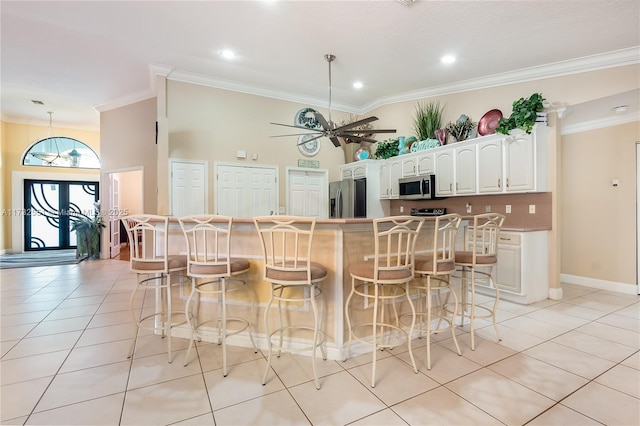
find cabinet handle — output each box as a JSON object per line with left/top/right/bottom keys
{"left": 506, "top": 178, "right": 510, "bottom": 188}
{"left": 498, "top": 178, "right": 501, "bottom": 188}
{"left": 450, "top": 183, "right": 453, "bottom": 192}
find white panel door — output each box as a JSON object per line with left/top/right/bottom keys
{"left": 109, "top": 174, "right": 120, "bottom": 258}
{"left": 171, "top": 160, "right": 207, "bottom": 216}
{"left": 216, "top": 164, "right": 278, "bottom": 218}
{"left": 287, "top": 168, "right": 328, "bottom": 218}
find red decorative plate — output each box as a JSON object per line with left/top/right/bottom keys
{"left": 478, "top": 109, "right": 503, "bottom": 135}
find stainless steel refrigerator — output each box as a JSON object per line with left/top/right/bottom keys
{"left": 329, "top": 178, "right": 367, "bottom": 218}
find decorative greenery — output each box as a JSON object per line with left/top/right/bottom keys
{"left": 496, "top": 93, "right": 545, "bottom": 134}
{"left": 413, "top": 100, "right": 445, "bottom": 141}
{"left": 446, "top": 115, "right": 477, "bottom": 142}
{"left": 374, "top": 138, "right": 399, "bottom": 159}
{"left": 71, "top": 201, "right": 105, "bottom": 260}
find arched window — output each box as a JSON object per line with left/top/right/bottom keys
{"left": 22, "top": 137, "right": 100, "bottom": 169}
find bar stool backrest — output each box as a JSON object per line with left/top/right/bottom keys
{"left": 178, "top": 214, "right": 237, "bottom": 279}
{"left": 464, "top": 213, "right": 506, "bottom": 264}
{"left": 371, "top": 216, "right": 424, "bottom": 284}
{"left": 416, "top": 213, "right": 462, "bottom": 275}
{"left": 122, "top": 214, "right": 173, "bottom": 273}
{"left": 253, "top": 216, "right": 318, "bottom": 286}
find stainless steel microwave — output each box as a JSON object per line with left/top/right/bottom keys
{"left": 398, "top": 174, "right": 437, "bottom": 200}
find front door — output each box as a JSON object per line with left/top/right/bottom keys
{"left": 24, "top": 179, "right": 99, "bottom": 251}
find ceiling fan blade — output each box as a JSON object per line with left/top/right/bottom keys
{"left": 296, "top": 134, "right": 324, "bottom": 145}
{"left": 339, "top": 134, "right": 379, "bottom": 144}
{"left": 340, "top": 128, "right": 397, "bottom": 134}
{"left": 329, "top": 136, "right": 341, "bottom": 147}
{"left": 270, "top": 122, "right": 323, "bottom": 132}
{"left": 313, "top": 112, "right": 333, "bottom": 131}
{"left": 270, "top": 133, "right": 321, "bottom": 138}
{"left": 333, "top": 116, "right": 379, "bottom": 132}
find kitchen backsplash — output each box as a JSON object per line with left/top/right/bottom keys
{"left": 389, "top": 192, "right": 552, "bottom": 230}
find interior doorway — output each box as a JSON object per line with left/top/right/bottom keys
{"left": 103, "top": 168, "right": 143, "bottom": 259}
{"left": 286, "top": 167, "right": 329, "bottom": 218}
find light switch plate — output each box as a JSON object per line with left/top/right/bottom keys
{"left": 506, "top": 205, "right": 511, "bottom": 214}
{"left": 529, "top": 204, "right": 536, "bottom": 214}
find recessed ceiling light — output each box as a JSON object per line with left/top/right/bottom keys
{"left": 613, "top": 105, "right": 628, "bottom": 113}
{"left": 221, "top": 49, "right": 235, "bottom": 60}
{"left": 353, "top": 81, "right": 363, "bottom": 89}
{"left": 441, "top": 55, "right": 456, "bottom": 64}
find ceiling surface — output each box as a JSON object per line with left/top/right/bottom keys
{"left": 1, "top": 0, "right": 639, "bottom": 131}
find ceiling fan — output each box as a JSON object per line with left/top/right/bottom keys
{"left": 270, "top": 54, "right": 396, "bottom": 148}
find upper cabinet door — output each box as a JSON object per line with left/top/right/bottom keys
{"left": 455, "top": 145, "right": 476, "bottom": 194}
{"left": 435, "top": 151, "right": 454, "bottom": 196}
{"left": 478, "top": 138, "right": 504, "bottom": 193}
{"left": 416, "top": 152, "right": 435, "bottom": 176}
{"left": 505, "top": 133, "right": 535, "bottom": 192}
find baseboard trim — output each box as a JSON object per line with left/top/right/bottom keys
{"left": 560, "top": 274, "right": 639, "bottom": 295}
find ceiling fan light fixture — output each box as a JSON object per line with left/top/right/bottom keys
{"left": 270, "top": 54, "right": 396, "bottom": 148}
{"left": 353, "top": 81, "right": 363, "bottom": 89}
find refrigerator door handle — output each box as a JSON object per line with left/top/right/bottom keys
{"left": 337, "top": 188, "right": 342, "bottom": 218}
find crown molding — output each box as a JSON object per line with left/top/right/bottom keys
{"left": 139, "top": 47, "right": 640, "bottom": 117}
{"left": 360, "top": 47, "right": 640, "bottom": 113}
{"left": 561, "top": 112, "right": 639, "bottom": 135}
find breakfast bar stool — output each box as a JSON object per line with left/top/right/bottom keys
{"left": 253, "top": 216, "right": 328, "bottom": 390}
{"left": 122, "top": 214, "right": 187, "bottom": 363}
{"left": 178, "top": 215, "right": 257, "bottom": 377}
{"left": 344, "top": 216, "right": 424, "bottom": 388}
{"left": 452, "top": 212, "right": 505, "bottom": 350}
{"left": 410, "top": 213, "right": 462, "bottom": 370}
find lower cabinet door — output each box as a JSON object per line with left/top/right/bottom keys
{"left": 496, "top": 243, "right": 522, "bottom": 294}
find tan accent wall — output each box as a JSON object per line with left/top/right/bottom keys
{"left": 0, "top": 121, "right": 100, "bottom": 251}
{"left": 100, "top": 97, "right": 157, "bottom": 215}
{"left": 166, "top": 80, "right": 350, "bottom": 214}
{"left": 561, "top": 121, "right": 639, "bottom": 285}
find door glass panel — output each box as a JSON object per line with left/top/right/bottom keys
{"left": 24, "top": 180, "right": 99, "bottom": 251}
{"left": 28, "top": 182, "right": 61, "bottom": 249}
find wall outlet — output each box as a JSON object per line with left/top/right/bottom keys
{"left": 466, "top": 203, "right": 472, "bottom": 214}
{"left": 506, "top": 205, "right": 512, "bottom": 214}
{"left": 529, "top": 204, "right": 536, "bottom": 214}
{"left": 400, "top": 206, "right": 404, "bottom": 213}
{"left": 485, "top": 205, "right": 491, "bottom": 213}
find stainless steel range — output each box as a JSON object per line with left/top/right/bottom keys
{"left": 410, "top": 207, "right": 447, "bottom": 217}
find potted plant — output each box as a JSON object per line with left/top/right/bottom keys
{"left": 71, "top": 201, "right": 105, "bottom": 260}
{"left": 445, "top": 115, "right": 477, "bottom": 142}
{"left": 374, "top": 138, "right": 399, "bottom": 159}
{"left": 413, "top": 100, "right": 445, "bottom": 141}
{"left": 496, "top": 93, "right": 545, "bottom": 134}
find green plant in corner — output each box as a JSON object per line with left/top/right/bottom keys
{"left": 71, "top": 201, "right": 105, "bottom": 260}
{"left": 374, "top": 138, "right": 399, "bottom": 159}
{"left": 496, "top": 93, "right": 545, "bottom": 135}
{"left": 413, "top": 100, "right": 445, "bottom": 141}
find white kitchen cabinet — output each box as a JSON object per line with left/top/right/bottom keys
{"left": 341, "top": 163, "right": 367, "bottom": 180}
{"left": 401, "top": 156, "right": 418, "bottom": 177}
{"left": 416, "top": 151, "right": 435, "bottom": 176}
{"left": 469, "top": 230, "right": 549, "bottom": 304}
{"left": 455, "top": 145, "right": 476, "bottom": 194}
{"left": 504, "top": 132, "right": 534, "bottom": 192}
{"left": 435, "top": 150, "right": 454, "bottom": 196}
{"left": 379, "top": 159, "right": 401, "bottom": 198}
{"left": 477, "top": 138, "right": 504, "bottom": 193}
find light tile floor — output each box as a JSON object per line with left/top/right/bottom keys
{"left": 1, "top": 259, "right": 639, "bottom": 425}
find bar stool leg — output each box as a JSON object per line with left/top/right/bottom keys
{"left": 261, "top": 286, "right": 275, "bottom": 386}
